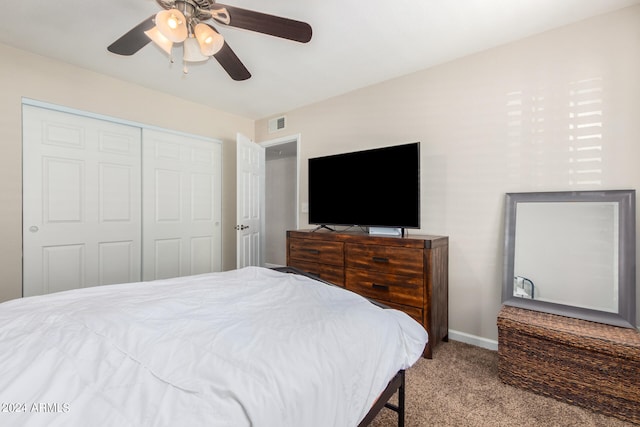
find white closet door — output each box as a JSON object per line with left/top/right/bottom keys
{"left": 23, "top": 105, "right": 142, "bottom": 296}
{"left": 142, "top": 129, "right": 222, "bottom": 281}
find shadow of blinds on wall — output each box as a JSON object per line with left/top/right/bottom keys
{"left": 568, "top": 77, "right": 604, "bottom": 186}
{"left": 505, "top": 77, "right": 604, "bottom": 188}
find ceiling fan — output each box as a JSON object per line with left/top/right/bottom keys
{"left": 107, "top": 0, "right": 312, "bottom": 81}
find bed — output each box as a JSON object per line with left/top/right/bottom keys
{"left": 0, "top": 266, "right": 427, "bottom": 426}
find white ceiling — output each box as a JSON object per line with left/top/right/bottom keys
{"left": 1, "top": 0, "right": 638, "bottom": 120}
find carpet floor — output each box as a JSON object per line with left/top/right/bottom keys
{"left": 369, "top": 340, "right": 634, "bottom": 427}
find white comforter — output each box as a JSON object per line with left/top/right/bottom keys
{"left": 0, "top": 267, "right": 427, "bottom": 427}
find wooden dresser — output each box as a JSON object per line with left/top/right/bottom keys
{"left": 286, "top": 229, "right": 448, "bottom": 358}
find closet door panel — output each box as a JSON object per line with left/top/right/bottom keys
{"left": 142, "top": 129, "right": 222, "bottom": 281}
{"left": 191, "top": 236, "right": 214, "bottom": 274}
{"left": 154, "top": 238, "right": 182, "bottom": 280}
{"left": 100, "top": 163, "right": 136, "bottom": 222}
{"left": 42, "top": 244, "right": 85, "bottom": 294}
{"left": 23, "top": 105, "right": 142, "bottom": 296}
{"left": 43, "top": 157, "right": 84, "bottom": 222}
{"left": 99, "top": 240, "right": 136, "bottom": 285}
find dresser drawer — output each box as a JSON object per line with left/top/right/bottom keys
{"left": 346, "top": 244, "right": 423, "bottom": 276}
{"left": 346, "top": 269, "right": 423, "bottom": 307}
{"left": 289, "top": 238, "right": 344, "bottom": 266}
{"left": 382, "top": 300, "right": 424, "bottom": 326}
{"left": 288, "top": 259, "right": 345, "bottom": 286}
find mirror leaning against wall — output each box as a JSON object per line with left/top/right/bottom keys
{"left": 502, "top": 189, "right": 636, "bottom": 329}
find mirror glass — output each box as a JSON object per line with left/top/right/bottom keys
{"left": 502, "top": 190, "right": 636, "bottom": 328}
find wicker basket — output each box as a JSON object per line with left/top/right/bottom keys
{"left": 497, "top": 305, "right": 640, "bottom": 425}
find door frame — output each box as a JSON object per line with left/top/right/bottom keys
{"left": 260, "top": 134, "right": 300, "bottom": 267}
{"left": 21, "top": 98, "right": 223, "bottom": 141}
{"left": 261, "top": 134, "right": 300, "bottom": 231}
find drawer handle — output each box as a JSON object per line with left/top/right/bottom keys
{"left": 372, "top": 283, "right": 389, "bottom": 291}
{"left": 372, "top": 256, "right": 389, "bottom": 263}
{"left": 304, "top": 249, "right": 320, "bottom": 254}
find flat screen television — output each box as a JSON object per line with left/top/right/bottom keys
{"left": 308, "top": 142, "right": 420, "bottom": 230}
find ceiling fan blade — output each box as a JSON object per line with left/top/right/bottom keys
{"left": 205, "top": 24, "right": 250, "bottom": 81}
{"left": 213, "top": 4, "right": 312, "bottom": 43}
{"left": 107, "top": 16, "right": 155, "bottom": 55}
{"left": 214, "top": 42, "right": 251, "bottom": 81}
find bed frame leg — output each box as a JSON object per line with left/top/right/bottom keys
{"left": 398, "top": 369, "right": 405, "bottom": 427}
{"left": 383, "top": 370, "right": 405, "bottom": 427}
{"left": 357, "top": 370, "right": 406, "bottom": 427}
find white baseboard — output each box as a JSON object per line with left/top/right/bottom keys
{"left": 447, "top": 329, "right": 498, "bottom": 351}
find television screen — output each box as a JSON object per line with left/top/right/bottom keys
{"left": 308, "top": 142, "right": 420, "bottom": 229}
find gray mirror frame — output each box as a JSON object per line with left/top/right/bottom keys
{"left": 502, "top": 189, "right": 636, "bottom": 328}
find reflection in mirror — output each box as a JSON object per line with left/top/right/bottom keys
{"left": 502, "top": 190, "right": 636, "bottom": 329}
{"left": 514, "top": 201, "right": 618, "bottom": 312}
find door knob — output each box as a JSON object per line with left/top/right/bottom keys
{"left": 29, "top": 226, "right": 39, "bottom": 233}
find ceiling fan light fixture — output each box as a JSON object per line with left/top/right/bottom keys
{"left": 183, "top": 37, "right": 209, "bottom": 63}
{"left": 108, "top": 1, "right": 312, "bottom": 81}
{"left": 194, "top": 23, "right": 224, "bottom": 56}
{"left": 144, "top": 26, "right": 173, "bottom": 55}
{"left": 155, "top": 9, "right": 188, "bottom": 43}
{"left": 210, "top": 7, "right": 231, "bottom": 25}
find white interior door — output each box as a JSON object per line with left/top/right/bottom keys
{"left": 143, "top": 129, "right": 222, "bottom": 280}
{"left": 23, "top": 105, "right": 142, "bottom": 296}
{"left": 236, "top": 133, "right": 265, "bottom": 268}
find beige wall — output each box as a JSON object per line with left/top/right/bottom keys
{"left": 256, "top": 6, "right": 640, "bottom": 341}
{"left": 0, "top": 42, "right": 254, "bottom": 302}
